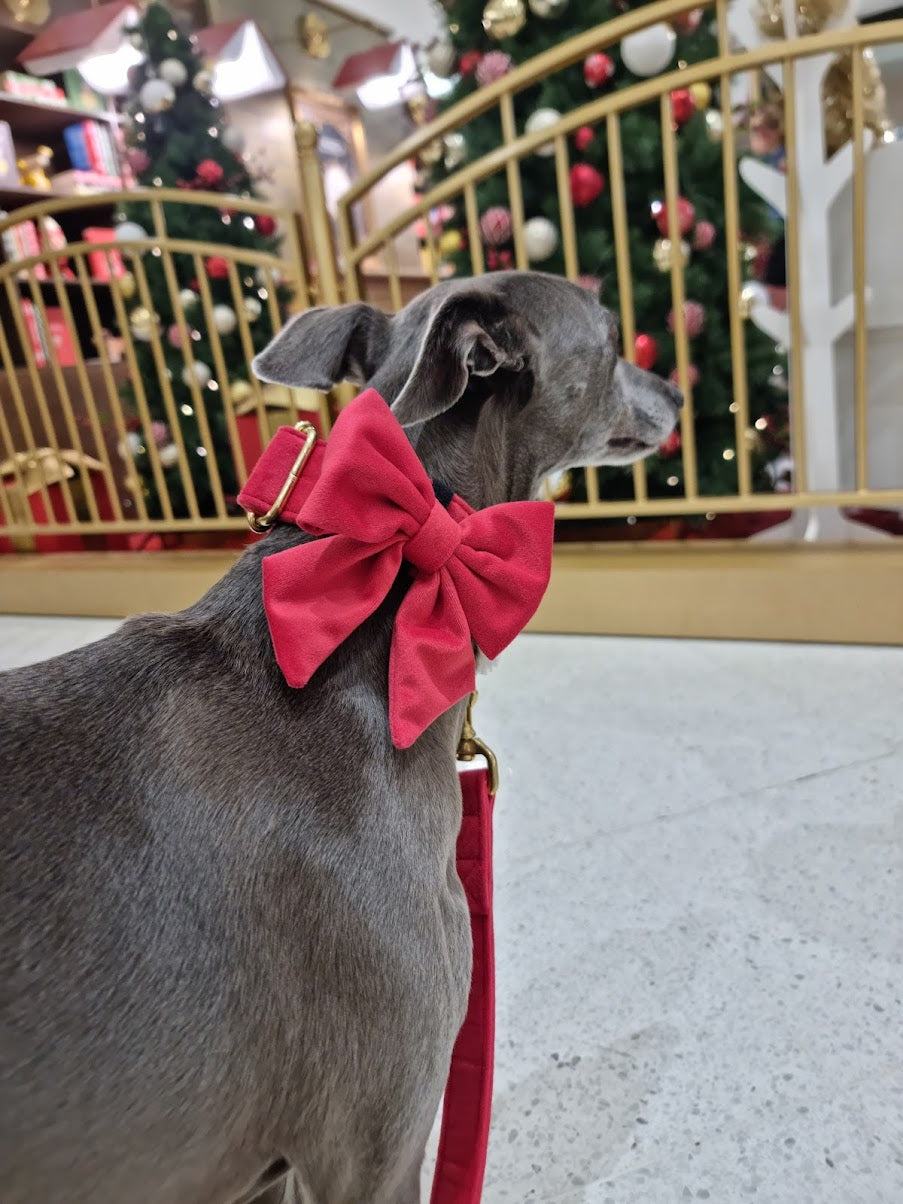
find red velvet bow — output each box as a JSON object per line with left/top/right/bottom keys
{"left": 251, "top": 390, "right": 554, "bottom": 748}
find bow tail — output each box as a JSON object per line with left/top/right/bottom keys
{"left": 263, "top": 535, "right": 403, "bottom": 688}
{"left": 389, "top": 572, "right": 476, "bottom": 749}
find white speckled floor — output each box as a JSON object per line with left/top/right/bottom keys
{"left": 2, "top": 619, "right": 902, "bottom": 1203}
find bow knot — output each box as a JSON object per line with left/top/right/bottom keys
{"left": 244, "top": 390, "right": 554, "bottom": 748}
{"left": 405, "top": 501, "right": 463, "bottom": 573}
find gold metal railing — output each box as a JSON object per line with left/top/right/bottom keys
{"left": 337, "top": 0, "right": 903, "bottom": 523}
{"left": 0, "top": 125, "right": 338, "bottom": 540}
{"left": 3, "top": 12, "right": 903, "bottom": 547}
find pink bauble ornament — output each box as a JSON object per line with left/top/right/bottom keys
{"left": 667, "top": 300, "right": 705, "bottom": 337}
{"left": 151, "top": 420, "right": 170, "bottom": 447}
{"left": 669, "top": 364, "right": 701, "bottom": 388}
{"left": 476, "top": 50, "right": 513, "bottom": 86}
{"left": 480, "top": 205, "right": 512, "bottom": 246}
{"left": 127, "top": 148, "right": 150, "bottom": 174}
{"left": 166, "top": 323, "right": 183, "bottom": 348}
{"left": 570, "top": 162, "right": 605, "bottom": 207}
{"left": 693, "top": 219, "right": 716, "bottom": 250}
{"left": 574, "top": 125, "right": 595, "bottom": 151}
{"left": 577, "top": 274, "right": 602, "bottom": 294}
{"left": 584, "top": 52, "right": 615, "bottom": 88}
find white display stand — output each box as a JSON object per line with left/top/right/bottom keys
{"left": 729, "top": 0, "right": 900, "bottom": 539}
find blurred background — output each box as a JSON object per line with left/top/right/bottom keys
{"left": 1, "top": 0, "right": 902, "bottom": 642}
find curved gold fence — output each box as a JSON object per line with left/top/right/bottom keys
{"left": 337, "top": 0, "right": 903, "bottom": 522}
{"left": 0, "top": 187, "right": 329, "bottom": 538}
{"left": 2, "top": 9, "right": 903, "bottom": 549}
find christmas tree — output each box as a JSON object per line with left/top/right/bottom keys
{"left": 424, "top": 0, "right": 788, "bottom": 508}
{"left": 116, "top": 2, "right": 289, "bottom": 518}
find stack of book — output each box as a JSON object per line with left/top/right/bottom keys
{"left": 19, "top": 300, "right": 76, "bottom": 368}
{"left": 0, "top": 70, "right": 67, "bottom": 105}
{"left": 62, "top": 121, "right": 120, "bottom": 176}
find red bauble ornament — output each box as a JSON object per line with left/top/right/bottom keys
{"left": 670, "top": 88, "right": 695, "bottom": 126}
{"left": 673, "top": 7, "right": 703, "bottom": 33}
{"left": 205, "top": 256, "right": 229, "bottom": 279}
{"left": 574, "top": 125, "right": 595, "bottom": 152}
{"left": 659, "top": 428, "right": 682, "bottom": 457}
{"left": 195, "top": 158, "right": 225, "bottom": 188}
{"left": 583, "top": 52, "right": 615, "bottom": 88}
{"left": 654, "top": 196, "right": 696, "bottom": 237}
{"left": 634, "top": 333, "right": 658, "bottom": 371}
{"left": 570, "top": 162, "right": 605, "bottom": 207}
{"left": 459, "top": 50, "right": 483, "bottom": 76}
{"left": 255, "top": 213, "right": 277, "bottom": 236}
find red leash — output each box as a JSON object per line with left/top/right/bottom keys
{"left": 432, "top": 763, "right": 496, "bottom": 1204}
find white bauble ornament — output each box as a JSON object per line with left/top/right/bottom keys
{"left": 739, "top": 280, "right": 768, "bottom": 319}
{"left": 139, "top": 77, "right": 176, "bottom": 113}
{"left": 159, "top": 58, "right": 188, "bottom": 87}
{"left": 159, "top": 442, "right": 180, "bottom": 468}
{"left": 523, "top": 216, "right": 559, "bottom": 261}
{"left": 242, "top": 296, "right": 262, "bottom": 322}
{"left": 221, "top": 126, "right": 245, "bottom": 153}
{"left": 129, "top": 306, "right": 157, "bottom": 341}
{"left": 529, "top": 0, "right": 569, "bottom": 15}
{"left": 621, "top": 23, "right": 676, "bottom": 77}
{"left": 212, "top": 304, "right": 237, "bottom": 334}
{"left": 193, "top": 69, "right": 213, "bottom": 95}
{"left": 115, "top": 220, "right": 148, "bottom": 243}
{"left": 524, "top": 106, "right": 562, "bottom": 156}
{"left": 444, "top": 131, "right": 467, "bottom": 170}
{"left": 179, "top": 288, "right": 197, "bottom": 308}
{"left": 427, "top": 37, "right": 457, "bottom": 77}
{"left": 118, "top": 430, "right": 143, "bottom": 458}
{"left": 182, "top": 361, "right": 212, "bottom": 387}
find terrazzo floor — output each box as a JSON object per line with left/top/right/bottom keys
{"left": 2, "top": 618, "right": 902, "bottom": 1203}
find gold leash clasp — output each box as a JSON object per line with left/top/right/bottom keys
{"left": 456, "top": 691, "right": 500, "bottom": 796}
{"left": 245, "top": 420, "right": 318, "bottom": 534}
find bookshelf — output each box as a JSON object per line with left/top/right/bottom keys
{"left": 0, "top": 46, "right": 129, "bottom": 370}
{"left": 0, "top": 91, "right": 121, "bottom": 138}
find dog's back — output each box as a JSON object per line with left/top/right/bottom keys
{"left": 2, "top": 615, "right": 276, "bottom": 1199}
{"left": 1, "top": 549, "right": 469, "bottom": 1203}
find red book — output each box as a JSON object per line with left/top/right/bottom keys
{"left": 81, "top": 121, "right": 105, "bottom": 173}
{"left": 20, "top": 301, "right": 47, "bottom": 367}
{"left": 43, "top": 307, "right": 77, "bottom": 367}
{"left": 83, "top": 227, "right": 124, "bottom": 281}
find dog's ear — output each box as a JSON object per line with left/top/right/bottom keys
{"left": 252, "top": 303, "right": 390, "bottom": 391}
{"left": 391, "top": 291, "right": 525, "bottom": 427}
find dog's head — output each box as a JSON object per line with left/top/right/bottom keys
{"left": 253, "top": 270, "right": 681, "bottom": 506}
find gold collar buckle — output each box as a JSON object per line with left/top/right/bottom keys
{"left": 245, "top": 420, "right": 318, "bottom": 534}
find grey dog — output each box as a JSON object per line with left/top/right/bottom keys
{"left": 0, "top": 272, "right": 680, "bottom": 1204}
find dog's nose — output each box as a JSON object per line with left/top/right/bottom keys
{"left": 665, "top": 380, "right": 684, "bottom": 410}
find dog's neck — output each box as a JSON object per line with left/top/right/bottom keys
{"left": 366, "top": 367, "right": 543, "bottom": 507}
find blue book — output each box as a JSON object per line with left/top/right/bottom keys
{"left": 62, "top": 124, "right": 91, "bottom": 171}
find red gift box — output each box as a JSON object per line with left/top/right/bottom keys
{"left": 232, "top": 385, "right": 327, "bottom": 481}
{"left": 0, "top": 447, "right": 116, "bottom": 553}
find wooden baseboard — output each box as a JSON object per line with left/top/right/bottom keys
{"left": 1, "top": 543, "right": 902, "bottom": 644}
